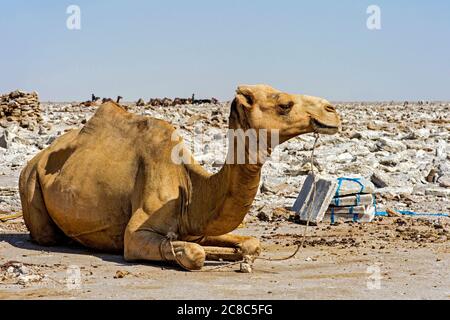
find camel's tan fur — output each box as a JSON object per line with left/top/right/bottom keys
{"left": 19, "top": 85, "right": 341, "bottom": 270}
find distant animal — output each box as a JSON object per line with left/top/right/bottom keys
{"left": 91, "top": 94, "right": 100, "bottom": 102}
{"left": 136, "top": 98, "right": 146, "bottom": 107}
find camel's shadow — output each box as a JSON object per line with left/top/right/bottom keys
{"left": 0, "top": 233, "right": 228, "bottom": 271}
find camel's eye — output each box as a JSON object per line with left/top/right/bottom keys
{"left": 278, "top": 102, "right": 294, "bottom": 114}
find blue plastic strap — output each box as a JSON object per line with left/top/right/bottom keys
{"left": 350, "top": 206, "right": 358, "bottom": 222}
{"left": 373, "top": 195, "right": 377, "bottom": 215}
{"left": 331, "top": 207, "right": 335, "bottom": 224}
{"left": 375, "top": 210, "right": 448, "bottom": 218}
{"left": 334, "top": 178, "right": 344, "bottom": 205}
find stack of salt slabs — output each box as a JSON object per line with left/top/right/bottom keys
{"left": 325, "top": 177, "right": 376, "bottom": 223}
{"left": 293, "top": 174, "right": 376, "bottom": 225}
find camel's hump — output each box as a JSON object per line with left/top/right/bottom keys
{"left": 81, "top": 102, "right": 177, "bottom": 139}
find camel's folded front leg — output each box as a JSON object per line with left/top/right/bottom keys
{"left": 200, "top": 234, "right": 261, "bottom": 262}
{"left": 124, "top": 229, "right": 206, "bottom": 271}
{"left": 124, "top": 213, "right": 206, "bottom": 271}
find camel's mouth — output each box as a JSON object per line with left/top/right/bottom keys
{"left": 312, "top": 119, "right": 340, "bottom": 135}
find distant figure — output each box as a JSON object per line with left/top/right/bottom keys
{"left": 136, "top": 98, "right": 145, "bottom": 106}
{"left": 91, "top": 94, "right": 100, "bottom": 102}
{"left": 116, "top": 96, "right": 123, "bottom": 104}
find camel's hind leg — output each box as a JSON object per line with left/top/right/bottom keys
{"left": 19, "top": 164, "right": 67, "bottom": 246}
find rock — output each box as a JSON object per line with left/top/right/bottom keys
{"left": 336, "top": 152, "right": 354, "bottom": 163}
{"left": 271, "top": 207, "right": 292, "bottom": 221}
{"left": 240, "top": 257, "right": 253, "bottom": 273}
{"left": 425, "top": 188, "right": 450, "bottom": 198}
{"left": 426, "top": 169, "right": 439, "bottom": 183}
{"left": 18, "top": 274, "right": 42, "bottom": 285}
{"left": 371, "top": 171, "right": 391, "bottom": 188}
{"left": 0, "top": 129, "right": 14, "bottom": 149}
{"left": 114, "top": 270, "right": 130, "bottom": 279}
{"left": 349, "top": 132, "right": 363, "bottom": 139}
{"left": 376, "top": 138, "right": 407, "bottom": 153}
{"left": 436, "top": 140, "right": 447, "bottom": 159}
{"left": 386, "top": 208, "right": 402, "bottom": 217}
{"left": 260, "top": 181, "right": 292, "bottom": 195}
{"left": 379, "top": 155, "right": 400, "bottom": 167}
{"left": 367, "top": 121, "right": 384, "bottom": 131}
{"left": 0, "top": 132, "right": 9, "bottom": 149}
{"left": 256, "top": 208, "right": 272, "bottom": 222}
{"left": 375, "top": 187, "right": 414, "bottom": 197}
{"left": 438, "top": 175, "right": 450, "bottom": 188}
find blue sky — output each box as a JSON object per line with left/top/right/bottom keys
{"left": 0, "top": 0, "right": 449, "bottom": 101}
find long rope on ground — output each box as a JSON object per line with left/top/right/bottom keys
{"left": 255, "top": 133, "right": 320, "bottom": 262}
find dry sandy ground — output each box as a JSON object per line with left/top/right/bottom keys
{"left": 1, "top": 215, "right": 448, "bottom": 300}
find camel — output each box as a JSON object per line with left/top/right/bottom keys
{"left": 19, "top": 85, "right": 341, "bottom": 271}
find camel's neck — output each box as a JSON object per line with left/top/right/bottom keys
{"left": 202, "top": 159, "right": 263, "bottom": 236}
{"left": 185, "top": 147, "right": 264, "bottom": 237}
{"left": 184, "top": 101, "right": 275, "bottom": 236}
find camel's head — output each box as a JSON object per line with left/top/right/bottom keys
{"left": 230, "top": 84, "right": 341, "bottom": 143}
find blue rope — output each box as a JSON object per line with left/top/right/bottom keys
{"left": 334, "top": 178, "right": 344, "bottom": 206}
{"left": 373, "top": 195, "right": 377, "bottom": 215}
{"left": 376, "top": 210, "right": 448, "bottom": 218}
{"left": 349, "top": 206, "right": 358, "bottom": 222}
{"left": 331, "top": 207, "right": 335, "bottom": 224}
{"left": 356, "top": 193, "right": 361, "bottom": 206}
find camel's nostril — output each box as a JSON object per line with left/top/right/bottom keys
{"left": 325, "top": 105, "right": 336, "bottom": 113}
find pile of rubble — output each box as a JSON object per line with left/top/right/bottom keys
{"left": 0, "top": 261, "right": 46, "bottom": 286}
{"left": 138, "top": 96, "right": 220, "bottom": 107}
{"left": 0, "top": 90, "right": 42, "bottom": 130}
{"left": 146, "top": 97, "right": 220, "bottom": 107}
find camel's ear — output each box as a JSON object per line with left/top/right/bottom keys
{"left": 236, "top": 85, "right": 257, "bottom": 109}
